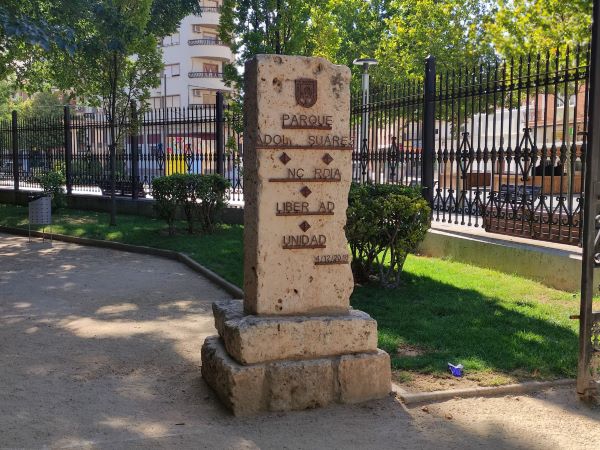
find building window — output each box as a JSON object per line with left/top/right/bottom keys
{"left": 200, "top": 0, "right": 221, "bottom": 9}
{"left": 203, "top": 63, "right": 219, "bottom": 73}
{"left": 162, "top": 32, "right": 180, "bottom": 46}
{"left": 150, "top": 95, "right": 181, "bottom": 109}
{"left": 164, "top": 63, "right": 180, "bottom": 77}
{"left": 203, "top": 91, "right": 217, "bottom": 104}
{"left": 192, "top": 89, "right": 217, "bottom": 105}
{"left": 203, "top": 32, "right": 218, "bottom": 42}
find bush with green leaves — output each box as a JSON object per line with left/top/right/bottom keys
{"left": 152, "top": 173, "right": 230, "bottom": 235}
{"left": 35, "top": 169, "right": 66, "bottom": 209}
{"left": 152, "top": 176, "right": 179, "bottom": 236}
{"left": 192, "top": 174, "right": 230, "bottom": 232}
{"left": 163, "top": 173, "right": 194, "bottom": 233}
{"left": 346, "top": 183, "right": 431, "bottom": 288}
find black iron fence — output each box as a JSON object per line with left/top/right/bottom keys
{"left": 0, "top": 48, "right": 592, "bottom": 245}
{"left": 351, "top": 46, "right": 591, "bottom": 245}
{"left": 0, "top": 93, "right": 244, "bottom": 201}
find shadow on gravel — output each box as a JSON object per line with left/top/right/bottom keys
{"left": 0, "top": 235, "right": 585, "bottom": 448}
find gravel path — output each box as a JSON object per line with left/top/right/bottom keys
{"left": 0, "top": 233, "right": 598, "bottom": 449}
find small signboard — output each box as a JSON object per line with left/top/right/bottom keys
{"left": 28, "top": 195, "right": 52, "bottom": 243}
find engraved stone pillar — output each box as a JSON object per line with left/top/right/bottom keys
{"left": 201, "top": 55, "right": 391, "bottom": 415}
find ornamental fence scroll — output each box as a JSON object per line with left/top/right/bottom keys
{"left": 350, "top": 45, "right": 591, "bottom": 246}
{"left": 0, "top": 94, "right": 244, "bottom": 202}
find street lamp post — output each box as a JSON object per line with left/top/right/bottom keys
{"left": 353, "top": 58, "right": 377, "bottom": 182}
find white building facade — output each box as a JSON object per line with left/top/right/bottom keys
{"left": 149, "top": 1, "right": 234, "bottom": 109}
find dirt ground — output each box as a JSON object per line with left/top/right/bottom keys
{"left": 1, "top": 233, "right": 599, "bottom": 449}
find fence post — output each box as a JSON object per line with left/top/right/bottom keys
{"left": 216, "top": 91, "right": 225, "bottom": 176}
{"left": 11, "top": 110, "right": 18, "bottom": 191}
{"left": 578, "top": 0, "right": 600, "bottom": 401}
{"left": 130, "top": 101, "right": 139, "bottom": 199}
{"left": 422, "top": 55, "right": 436, "bottom": 209}
{"left": 64, "top": 106, "right": 73, "bottom": 195}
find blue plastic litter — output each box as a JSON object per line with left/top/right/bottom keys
{"left": 448, "top": 363, "right": 464, "bottom": 377}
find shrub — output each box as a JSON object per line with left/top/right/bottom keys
{"left": 166, "top": 173, "right": 195, "bottom": 233}
{"left": 346, "top": 183, "right": 431, "bottom": 288}
{"left": 192, "top": 174, "right": 230, "bottom": 232}
{"left": 35, "top": 169, "right": 66, "bottom": 209}
{"left": 152, "top": 176, "right": 179, "bottom": 235}
{"left": 152, "top": 173, "right": 230, "bottom": 235}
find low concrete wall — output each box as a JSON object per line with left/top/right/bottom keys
{"left": 0, "top": 189, "right": 244, "bottom": 225}
{"left": 0, "top": 189, "right": 29, "bottom": 206}
{"left": 419, "top": 227, "right": 590, "bottom": 292}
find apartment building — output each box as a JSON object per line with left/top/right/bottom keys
{"left": 149, "top": 1, "right": 234, "bottom": 109}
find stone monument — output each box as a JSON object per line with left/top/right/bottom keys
{"left": 201, "top": 54, "right": 391, "bottom": 415}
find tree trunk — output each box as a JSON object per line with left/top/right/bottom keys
{"left": 109, "top": 52, "right": 118, "bottom": 226}
{"left": 275, "top": 0, "right": 282, "bottom": 54}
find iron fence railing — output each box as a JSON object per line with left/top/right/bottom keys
{"left": 351, "top": 46, "right": 591, "bottom": 245}
{"left": 0, "top": 47, "right": 594, "bottom": 246}
{"left": 188, "top": 71, "right": 223, "bottom": 79}
{"left": 0, "top": 93, "right": 244, "bottom": 201}
{"left": 188, "top": 38, "right": 226, "bottom": 46}
{"left": 198, "top": 6, "right": 221, "bottom": 13}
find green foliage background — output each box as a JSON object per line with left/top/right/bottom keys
{"left": 219, "top": 0, "right": 592, "bottom": 88}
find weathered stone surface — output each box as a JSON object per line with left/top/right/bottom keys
{"left": 243, "top": 55, "right": 354, "bottom": 316}
{"left": 201, "top": 336, "right": 391, "bottom": 416}
{"left": 267, "top": 359, "right": 336, "bottom": 411}
{"left": 200, "top": 336, "right": 266, "bottom": 416}
{"left": 201, "top": 55, "right": 391, "bottom": 417}
{"left": 213, "top": 300, "right": 377, "bottom": 364}
{"left": 338, "top": 350, "right": 392, "bottom": 404}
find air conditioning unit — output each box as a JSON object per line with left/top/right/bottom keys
{"left": 193, "top": 24, "right": 203, "bottom": 33}
{"left": 192, "top": 89, "right": 203, "bottom": 97}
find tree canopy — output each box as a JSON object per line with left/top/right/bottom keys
{"left": 373, "top": 0, "right": 495, "bottom": 83}
{"left": 1, "top": 0, "right": 596, "bottom": 93}
{"left": 219, "top": 0, "right": 592, "bottom": 85}
{"left": 486, "top": 0, "right": 592, "bottom": 60}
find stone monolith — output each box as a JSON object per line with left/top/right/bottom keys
{"left": 201, "top": 55, "right": 391, "bottom": 415}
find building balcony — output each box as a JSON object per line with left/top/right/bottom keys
{"left": 188, "top": 38, "right": 227, "bottom": 46}
{"left": 189, "top": 71, "right": 223, "bottom": 79}
{"left": 199, "top": 6, "right": 221, "bottom": 13}
{"left": 189, "top": 44, "right": 233, "bottom": 61}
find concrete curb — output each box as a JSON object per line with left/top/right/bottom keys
{"left": 393, "top": 378, "right": 576, "bottom": 404}
{"left": 0, "top": 225, "right": 244, "bottom": 299}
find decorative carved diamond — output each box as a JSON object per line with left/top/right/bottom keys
{"left": 300, "top": 186, "right": 312, "bottom": 198}
{"left": 279, "top": 152, "right": 291, "bottom": 165}
{"left": 299, "top": 221, "right": 311, "bottom": 232}
{"left": 322, "top": 153, "right": 334, "bottom": 165}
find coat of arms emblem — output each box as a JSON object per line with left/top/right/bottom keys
{"left": 295, "top": 78, "right": 317, "bottom": 108}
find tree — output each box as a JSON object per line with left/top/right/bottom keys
{"left": 220, "top": 0, "right": 313, "bottom": 58}
{"left": 373, "top": 0, "right": 495, "bottom": 84}
{"left": 219, "top": 0, "right": 392, "bottom": 89}
{"left": 308, "top": 0, "right": 393, "bottom": 82}
{"left": 40, "top": 0, "right": 199, "bottom": 226}
{"left": 487, "top": 0, "right": 592, "bottom": 60}
{"left": 219, "top": 0, "right": 314, "bottom": 88}
{"left": 0, "top": 77, "right": 20, "bottom": 121}
{"left": 0, "top": 1, "right": 76, "bottom": 83}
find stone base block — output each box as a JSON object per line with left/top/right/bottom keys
{"left": 201, "top": 336, "right": 391, "bottom": 416}
{"left": 212, "top": 300, "right": 377, "bottom": 364}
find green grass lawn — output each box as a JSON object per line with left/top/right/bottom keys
{"left": 0, "top": 204, "right": 243, "bottom": 286}
{"left": 1, "top": 203, "right": 592, "bottom": 383}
